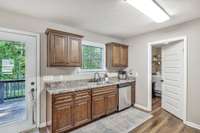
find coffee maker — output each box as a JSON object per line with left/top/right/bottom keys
{"left": 118, "top": 70, "right": 128, "bottom": 80}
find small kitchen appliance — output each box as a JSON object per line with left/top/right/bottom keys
{"left": 118, "top": 70, "right": 128, "bottom": 80}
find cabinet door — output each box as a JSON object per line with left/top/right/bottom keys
{"left": 106, "top": 91, "right": 118, "bottom": 114}
{"left": 131, "top": 82, "right": 135, "bottom": 105}
{"left": 53, "top": 102, "right": 73, "bottom": 133}
{"left": 112, "top": 44, "right": 121, "bottom": 67}
{"left": 92, "top": 95, "right": 106, "bottom": 120}
{"left": 49, "top": 33, "right": 68, "bottom": 66}
{"left": 68, "top": 35, "right": 82, "bottom": 66}
{"left": 120, "top": 46, "right": 128, "bottom": 67}
{"left": 74, "top": 90, "right": 91, "bottom": 127}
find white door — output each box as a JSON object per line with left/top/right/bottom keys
{"left": 0, "top": 30, "right": 37, "bottom": 133}
{"left": 161, "top": 40, "right": 184, "bottom": 119}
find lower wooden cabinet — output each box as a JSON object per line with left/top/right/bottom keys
{"left": 53, "top": 102, "right": 74, "bottom": 133}
{"left": 51, "top": 93, "right": 74, "bottom": 133}
{"left": 92, "top": 85, "right": 118, "bottom": 120}
{"left": 47, "top": 90, "right": 91, "bottom": 133}
{"left": 106, "top": 91, "right": 118, "bottom": 114}
{"left": 46, "top": 85, "right": 121, "bottom": 133}
{"left": 74, "top": 91, "right": 91, "bottom": 127}
{"left": 92, "top": 95, "right": 106, "bottom": 119}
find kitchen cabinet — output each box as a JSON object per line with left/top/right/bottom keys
{"left": 120, "top": 46, "right": 128, "bottom": 67}
{"left": 46, "top": 83, "right": 134, "bottom": 133}
{"left": 92, "top": 95, "right": 106, "bottom": 119}
{"left": 67, "top": 35, "right": 82, "bottom": 66}
{"left": 106, "top": 42, "right": 128, "bottom": 68}
{"left": 47, "top": 90, "right": 91, "bottom": 133}
{"left": 131, "top": 81, "right": 136, "bottom": 105}
{"left": 46, "top": 29, "right": 83, "bottom": 67}
{"left": 52, "top": 93, "right": 74, "bottom": 133}
{"left": 106, "top": 91, "right": 118, "bottom": 114}
{"left": 74, "top": 90, "right": 91, "bottom": 127}
{"left": 112, "top": 44, "right": 121, "bottom": 66}
{"left": 92, "top": 85, "right": 118, "bottom": 120}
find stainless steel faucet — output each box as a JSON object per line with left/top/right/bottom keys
{"left": 94, "top": 72, "right": 101, "bottom": 82}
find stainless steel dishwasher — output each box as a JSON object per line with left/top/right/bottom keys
{"left": 118, "top": 82, "right": 132, "bottom": 111}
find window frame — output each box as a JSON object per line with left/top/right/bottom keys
{"left": 80, "top": 40, "right": 106, "bottom": 73}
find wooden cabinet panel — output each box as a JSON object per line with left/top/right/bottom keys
{"left": 131, "top": 81, "right": 135, "bottom": 105}
{"left": 46, "top": 29, "right": 83, "bottom": 67}
{"left": 47, "top": 85, "right": 121, "bottom": 133}
{"left": 49, "top": 90, "right": 92, "bottom": 133}
{"left": 92, "top": 86, "right": 116, "bottom": 96}
{"left": 112, "top": 44, "right": 121, "bottom": 67}
{"left": 120, "top": 46, "right": 128, "bottom": 67}
{"left": 68, "top": 36, "right": 82, "bottom": 66}
{"left": 92, "top": 85, "right": 118, "bottom": 119}
{"left": 74, "top": 90, "right": 91, "bottom": 127}
{"left": 106, "top": 42, "right": 128, "bottom": 68}
{"left": 74, "top": 99, "right": 91, "bottom": 127}
{"left": 49, "top": 33, "right": 68, "bottom": 66}
{"left": 106, "top": 92, "right": 118, "bottom": 114}
{"left": 52, "top": 93, "right": 73, "bottom": 133}
{"left": 92, "top": 95, "right": 106, "bottom": 120}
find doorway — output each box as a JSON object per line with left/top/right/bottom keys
{"left": 0, "top": 28, "right": 40, "bottom": 133}
{"left": 151, "top": 47, "right": 162, "bottom": 112}
{"left": 148, "top": 37, "right": 187, "bottom": 121}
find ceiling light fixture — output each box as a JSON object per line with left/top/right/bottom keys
{"left": 125, "top": 0, "right": 170, "bottom": 23}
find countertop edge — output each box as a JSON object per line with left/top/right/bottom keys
{"left": 47, "top": 80, "right": 135, "bottom": 95}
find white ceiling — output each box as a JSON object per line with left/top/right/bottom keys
{"left": 0, "top": 0, "right": 200, "bottom": 39}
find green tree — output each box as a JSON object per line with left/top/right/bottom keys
{"left": 82, "top": 45, "right": 103, "bottom": 69}
{"left": 0, "top": 40, "right": 25, "bottom": 80}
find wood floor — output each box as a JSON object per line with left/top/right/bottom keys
{"left": 39, "top": 97, "right": 200, "bottom": 133}
{"left": 131, "top": 97, "right": 200, "bottom": 133}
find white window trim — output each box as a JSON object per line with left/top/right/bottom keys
{"left": 79, "top": 40, "right": 106, "bottom": 73}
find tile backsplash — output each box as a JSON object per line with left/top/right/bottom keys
{"left": 42, "top": 72, "right": 118, "bottom": 82}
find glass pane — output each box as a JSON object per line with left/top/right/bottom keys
{"left": 82, "top": 45, "right": 103, "bottom": 69}
{"left": 0, "top": 40, "right": 26, "bottom": 125}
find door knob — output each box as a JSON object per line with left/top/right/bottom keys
{"left": 31, "top": 82, "right": 35, "bottom": 86}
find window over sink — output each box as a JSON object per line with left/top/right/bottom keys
{"left": 81, "top": 41, "right": 105, "bottom": 72}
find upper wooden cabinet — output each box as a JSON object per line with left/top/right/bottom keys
{"left": 46, "top": 29, "right": 83, "bottom": 67}
{"left": 112, "top": 44, "right": 121, "bottom": 66}
{"left": 106, "top": 42, "right": 128, "bottom": 68}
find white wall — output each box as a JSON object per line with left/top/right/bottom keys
{"left": 125, "top": 18, "right": 200, "bottom": 125}
{"left": 0, "top": 10, "right": 123, "bottom": 124}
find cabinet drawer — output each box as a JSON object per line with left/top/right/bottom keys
{"left": 53, "top": 92, "right": 73, "bottom": 105}
{"left": 92, "top": 85, "right": 117, "bottom": 96}
{"left": 53, "top": 102, "right": 73, "bottom": 110}
{"left": 74, "top": 90, "right": 91, "bottom": 100}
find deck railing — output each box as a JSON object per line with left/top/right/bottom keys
{"left": 0, "top": 80, "right": 25, "bottom": 103}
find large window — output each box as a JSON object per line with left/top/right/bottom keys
{"left": 81, "top": 41, "right": 105, "bottom": 71}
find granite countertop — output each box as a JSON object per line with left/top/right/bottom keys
{"left": 46, "top": 77, "right": 135, "bottom": 94}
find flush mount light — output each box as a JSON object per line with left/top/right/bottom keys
{"left": 125, "top": 0, "right": 170, "bottom": 23}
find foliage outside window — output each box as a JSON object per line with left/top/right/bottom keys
{"left": 0, "top": 40, "right": 25, "bottom": 80}
{"left": 81, "top": 41, "right": 105, "bottom": 71}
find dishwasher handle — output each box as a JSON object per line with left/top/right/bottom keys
{"left": 118, "top": 83, "right": 132, "bottom": 88}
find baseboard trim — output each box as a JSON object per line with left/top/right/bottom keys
{"left": 39, "top": 122, "right": 46, "bottom": 128}
{"left": 184, "top": 121, "right": 200, "bottom": 130}
{"left": 134, "top": 104, "right": 151, "bottom": 112}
